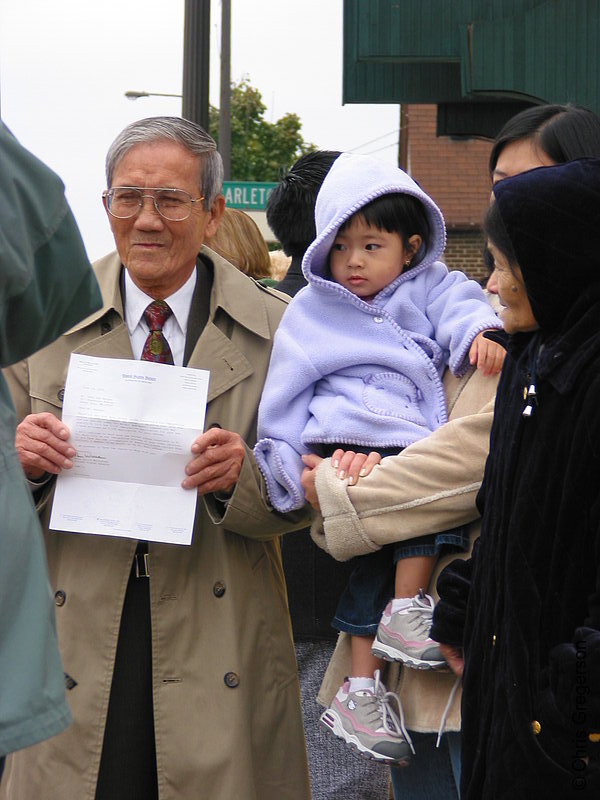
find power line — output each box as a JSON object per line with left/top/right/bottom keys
{"left": 348, "top": 129, "right": 398, "bottom": 152}
{"left": 362, "top": 141, "right": 399, "bottom": 156}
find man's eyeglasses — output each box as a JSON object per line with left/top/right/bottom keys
{"left": 103, "top": 187, "right": 205, "bottom": 221}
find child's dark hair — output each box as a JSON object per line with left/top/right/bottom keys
{"left": 340, "top": 193, "right": 430, "bottom": 260}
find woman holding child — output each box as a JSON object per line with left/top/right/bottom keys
{"left": 303, "top": 104, "right": 600, "bottom": 800}
{"left": 254, "top": 152, "right": 504, "bottom": 768}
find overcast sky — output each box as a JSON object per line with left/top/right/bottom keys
{"left": 0, "top": 1, "right": 400, "bottom": 260}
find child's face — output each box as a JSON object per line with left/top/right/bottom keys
{"left": 329, "top": 216, "right": 420, "bottom": 299}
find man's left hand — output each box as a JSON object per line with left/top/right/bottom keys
{"left": 183, "top": 427, "right": 245, "bottom": 496}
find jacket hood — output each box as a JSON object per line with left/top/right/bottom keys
{"left": 302, "top": 153, "right": 446, "bottom": 286}
{"left": 493, "top": 158, "right": 600, "bottom": 333}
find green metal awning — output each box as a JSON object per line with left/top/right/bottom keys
{"left": 344, "top": 0, "right": 600, "bottom": 138}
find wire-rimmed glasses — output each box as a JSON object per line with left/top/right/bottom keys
{"left": 103, "top": 186, "right": 205, "bottom": 221}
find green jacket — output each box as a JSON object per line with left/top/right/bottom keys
{"left": 0, "top": 121, "right": 101, "bottom": 755}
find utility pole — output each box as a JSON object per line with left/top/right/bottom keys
{"left": 398, "top": 104, "right": 409, "bottom": 172}
{"left": 182, "top": 0, "right": 210, "bottom": 130}
{"left": 219, "top": 0, "right": 232, "bottom": 179}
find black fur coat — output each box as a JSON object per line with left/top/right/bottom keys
{"left": 432, "top": 159, "right": 600, "bottom": 799}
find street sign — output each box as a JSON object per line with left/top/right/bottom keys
{"left": 223, "top": 181, "right": 277, "bottom": 211}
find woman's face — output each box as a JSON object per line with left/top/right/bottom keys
{"left": 487, "top": 242, "right": 538, "bottom": 334}
{"left": 485, "top": 138, "right": 557, "bottom": 296}
{"left": 492, "top": 138, "right": 556, "bottom": 184}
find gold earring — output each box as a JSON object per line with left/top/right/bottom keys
{"left": 404, "top": 259, "right": 411, "bottom": 267}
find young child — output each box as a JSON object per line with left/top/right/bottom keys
{"left": 254, "top": 153, "right": 503, "bottom": 764}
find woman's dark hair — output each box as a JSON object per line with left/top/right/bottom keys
{"left": 489, "top": 104, "right": 600, "bottom": 175}
{"left": 340, "top": 192, "right": 431, "bottom": 254}
{"left": 483, "top": 202, "right": 518, "bottom": 272}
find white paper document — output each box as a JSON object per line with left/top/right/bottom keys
{"left": 49, "top": 354, "right": 210, "bottom": 545}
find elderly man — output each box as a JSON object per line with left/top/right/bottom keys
{"left": 2, "top": 117, "right": 310, "bottom": 800}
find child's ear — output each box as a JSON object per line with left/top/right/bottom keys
{"left": 407, "top": 234, "right": 422, "bottom": 257}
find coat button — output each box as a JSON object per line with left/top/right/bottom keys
{"left": 213, "top": 581, "right": 226, "bottom": 598}
{"left": 373, "top": 316, "right": 384, "bottom": 323}
{"left": 55, "top": 590, "right": 66, "bottom": 607}
{"left": 531, "top": 720, "right": 541, "bottom": 735}
{"left": 57, "top": 389, "right": 65, "bottom": 402}
{"left": 224, "top": 672, "right": 240, "bottom": 688}
{"left": 492, "top": 633, "right": 496, "bottom": 646}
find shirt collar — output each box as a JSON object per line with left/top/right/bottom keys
{"left": 124, "top": 269, "right": 197, "bottom": 336}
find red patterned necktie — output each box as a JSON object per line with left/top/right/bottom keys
{"left": 141, "top": 300, "right": 174, "bottom": 364}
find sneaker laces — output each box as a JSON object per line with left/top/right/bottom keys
{"left": 436, "top": 674, "right": 461, "bottom": 748}
{"left": 373, "top": 670, "right": 416, "bottom": 755}
{"left": 403, "top": 589, "right": 436, "bottom": 639}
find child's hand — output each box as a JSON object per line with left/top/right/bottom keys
{"left": 469, "top": 331, "right": 505, "bottom": 376}
{"left": 301, "top": 454, "right": 323, "bottom": 510}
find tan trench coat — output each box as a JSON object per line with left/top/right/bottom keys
{"left": 311, "top": 366, "right": 499, "bottom": 734}
{"left": 2, "top": 249, "right": 311, "bottom": 800}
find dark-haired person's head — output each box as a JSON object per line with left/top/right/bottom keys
{"left": 485, "top": 158, "right": 600, "bottom": 335}
{"left": 267, "top": 151, "right": 341, "bottom": 258}
{"left": 490, "top": 104, "right": 600, "bottom": 183}
{"left": 485, "top": 104, "right": 600, "bottom": 297}
{"left": 328, "top": 192, "right": 431, "bottom": 300}
{"left": 339, "top": 192, "right": 430, "bottom": 258}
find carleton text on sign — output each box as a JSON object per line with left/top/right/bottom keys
{"left": 223, "top": 181, "right": 277, "bottom": 210}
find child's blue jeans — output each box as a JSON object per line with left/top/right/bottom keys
{"left": 320, "top": 444, "right": 468, "bottom": 636}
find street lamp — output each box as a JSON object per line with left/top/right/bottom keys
{"left": 124, "top": 90, "right": 182, "bottom": 100}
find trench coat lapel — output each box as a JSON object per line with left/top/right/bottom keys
{"left": 186, "top": 247, "right": 275, "bottom": 404}
{"left": 67, "top": 253, "right": 133, "bottom": 361}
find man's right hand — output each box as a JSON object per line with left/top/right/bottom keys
{"left": 15, "top": 413, "right": 75, "bottom": 480}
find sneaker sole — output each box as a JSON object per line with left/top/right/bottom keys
{"left": 371, "top": 639, "right": 446, "bottom": 670}
{"left": 319, "top": 708, "right": 411, "bottom": 767}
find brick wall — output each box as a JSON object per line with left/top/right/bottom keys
{"left": 443, "top": 229, "right": 488, "bottom": 285}
{"left": 407, "top": 104, "right": 493, "bottom": 227}
{"left": 405, "top": 104, "right": 493, "bottom": 283}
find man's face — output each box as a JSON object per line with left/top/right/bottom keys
{"left": 104, "top": 140, "right": 224, "bottom": 298}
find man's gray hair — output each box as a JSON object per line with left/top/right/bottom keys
{"left": 105, "top": 116, "right": 224, "bottom": 209}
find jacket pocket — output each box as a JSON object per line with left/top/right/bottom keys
{"left": 362, "top": 371, "right": 429, "bottom": 423}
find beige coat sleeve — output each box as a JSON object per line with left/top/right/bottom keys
{"left": 311, "top": 368, "right": 499, "bottom": 561}
{"left": 204, "top": 441, "right": 310, "bottom": 538}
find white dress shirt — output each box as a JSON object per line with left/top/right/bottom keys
{"left": 124, "top": 269, "right": 197, "bottom": 367}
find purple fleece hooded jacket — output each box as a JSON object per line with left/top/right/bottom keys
{"left": 254, "top": 153, "right": 501, "bottom": 512}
